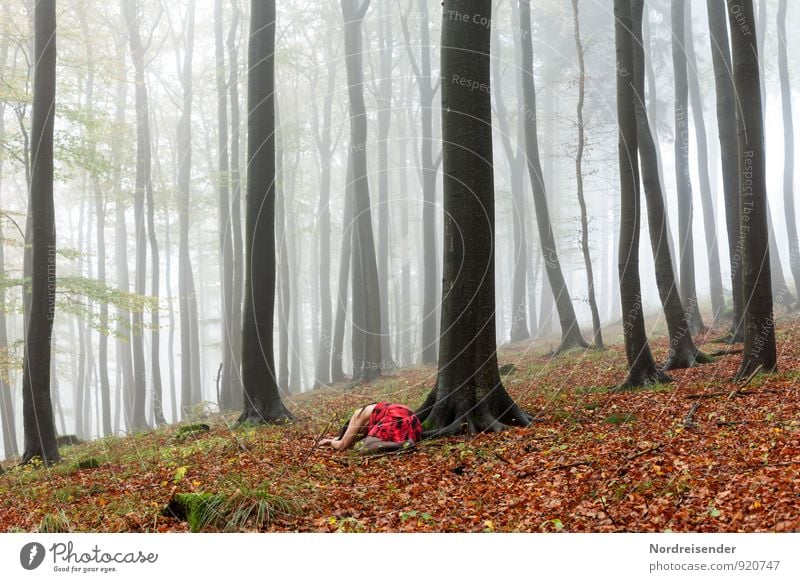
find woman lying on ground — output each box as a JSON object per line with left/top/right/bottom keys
{"left": 319, "top": 402, "right": 422, "bottom": 453}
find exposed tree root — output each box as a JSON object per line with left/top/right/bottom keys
{"left": 662, "top": 348, "right": 714, "bottom": 371}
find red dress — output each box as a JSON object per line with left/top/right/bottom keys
{"left": 366, "top": 402, "right": 422, "bottom": 443}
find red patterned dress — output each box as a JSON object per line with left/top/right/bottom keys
{"left": 366, "top": 402, "right": 422, "bottom": 443}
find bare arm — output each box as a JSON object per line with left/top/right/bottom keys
{"left": 321, "top": 404, "right": 376, "bottom": 451}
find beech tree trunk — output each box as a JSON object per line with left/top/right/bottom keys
{"left": 726, "top": 0, "right": 777, "bottom": 379}
{"left": 239, "top": 0, "right": 293, "bottom": 424}
{"left": 21, "top": 0, "right": 59, "bottom": 464}
{"left": 613, "top": 0, "right": 670, "bottom": 389}
{"left": 416, "top": 0, "right": 531, "bottom": 435}
{"left": 518, "top": 0, "right": 587, "bottom": 353}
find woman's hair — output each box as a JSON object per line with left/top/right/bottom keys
{"left": 336, "top": 404, "right": 376, "bottom": 439}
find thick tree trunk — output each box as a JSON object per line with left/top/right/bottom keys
{"left": 519, "top": 0, "right": 587, "bottom": 353}
{"left": 706, "top": 0, "right": 745, "bottom": 341}
{"left": 276, "top": 111, "right": 291, "bottom": 393}
{"left": 571, "top": 0, "right": 603, "bottom": 349}
{"left": 777, "top": 0, "right": 800, "bottom": 303}
{"left": 122, "top": 0, "right": 150, "bottom": 432}
{"left": 228, "top": 0, "right": 244, "bottom": 409}
{"left": 417, "top": 0, "right": 531, "bottom": 435}
{"left": 215, "top": 0, "right": 236, "bottom": 410}
{"left": 21, "top": 0, "right": 59, "bottom": 464}
{"left": 239, "top": 0, "right": 293, "bottom": 424}
{"left": 726, "top": 0, "right": 777, "bottom": 379}
{"left": 613, "top": 0, "right": 670, "bottom": 389}
{"left": 671, "top": 0, "right": 704, "bottom": 333}
{"left": 684, "top": 2, "right": 725, "bottom": 321}
{"left": 632, "top": 0, "right": 710, "bottom": 370}
{"left": 342, "top": 0, "right": 382, "bottom": 382}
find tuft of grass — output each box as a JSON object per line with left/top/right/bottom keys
{"left": 164, "top": 484, "right": 302, "bottom": 532}
{"left": 175, "top": 423, "right": 211, "bottom": 441}
{"left": 604, "top": 412, "right": 637, "bottom": 425}
{"left": 75, "top": 458, "right": 102, "bottom": 470}
{"left": 38, "top": 511, "right": 73, "bottom": 533}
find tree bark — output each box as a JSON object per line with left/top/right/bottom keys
{"left": 684, "top": 1, "right": 725, "bottom": 321}
{"left": 726, "top": 0, "right": 777, "bottom": 379}
{"left": 571, "top": 0, "right": 603, "bottom": 349}
{"left": 342, "top": 0, "right": 382, "bottom": 382}
{"left": 518, "top": 0, "right": 587, "bottom": 353}
{"left": 613, "top": 0, "right": 670, "bottom": 389}
{"left": 417, "top": 0, "right": 531, "bottom": 435}
{"left": 671, "top": 0, "right": 704, "bottom": 333}
{"left": 122, "top": 0, "right": 151, "bottom": 431}
{"left": 632, "top": 0, "right": 710, "bottom": 370}
{"left": 215, "top": 0, "right": 236, "bottom": 410}
{"left": 777, "top": 0, "right": 800, "bottom": 304}
{"left": 239, "top": 0, "right": 293, "bottom": 424}
{"left": 706, "top": 0, "right": 745, "bottom": 341}
{"left": 21, "top": 0, "right": 59, "bottom": 464}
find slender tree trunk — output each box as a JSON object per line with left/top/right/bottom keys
{"left": 164, "top": 205, "right": 177, "bottom": 423}
{"left": 228, "top": 0, "right": 244, "bottom": 409}
{"left": 176, "top": 0, "right": 202, "bottom": 418}
{"left": 777, "top": 0, "right": 800, "bottom": 302}
{"left": 401, "top": 0, "right": 439, "bottom": 364}
{"left": 312, "top": 32, "right": 336, "bottom": 387}
{"left": 633, "top": 0, "right": 710, "bottom": 370}
{"left": 417, "top": 0, "right": 531, "bottom": 434}
{"left": 331, "top": 157, "right": 354, "bottom": 382}
{"left": 727, "top": 0, "right": 777, "bottom": 379}
{"left": 122, "top": 0, "right": 150, "bottom": 431}
{"left": 684, "top": 2, "right": 725, "bottom": 321}
{"left": 613, "top": 0, "right": 670, "bottom": 389}
{"left": 21, "top": 0, "right": 59, "bottom": 464}
{"left": 519, "top": 0, "right": 587, "bottom": 353}
{"left": 342, "top": 0, "right": 382, "bottom": 382}
{"left": 215, "top": 0, "right": 236, "bottom": 410}
{"left": 671, "top": 0, "right": 704, "bottom": 333}
{"left": 571, "top": 0, "right": 603, "bottom": 349}
{"left": 0, "top": 30, "right": 19, "bottom": 460}
{"left": 276, "top": 109, "right": 290, "bottom": 393}
{"left": 376, "top": 0, "right": 393, "bottom": 366}
{"left": 706, "top": 0, "right": 745, "bottom": 340}
{"left": 239, "top": 0, "right": 293, "bottom": 424}
{"left": 492, "top": 3, "right": 530, "bottom": 343}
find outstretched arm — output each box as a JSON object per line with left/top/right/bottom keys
{"left": 320, "top": 404, "right": 375, "bottom": 451}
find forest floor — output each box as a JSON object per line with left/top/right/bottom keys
{"left": 2, "top": 314, "right": 800, "bottom": 533}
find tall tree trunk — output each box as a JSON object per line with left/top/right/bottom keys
{"left": 239, "top": 0, "right": 293, "bottom": 424}
{"left": 684, "top": 0, "right": 725, "bottom": 322}
{"left": 518, "top": 0, "right": 587, "bottom": 353}
{"left": 727, "top": 0, "right": 777, "bottom": 379}
{"left": 375, "top": 0, "right": 393, "bottom": 366}
{"left": 276, "top": 108, "right": 290, "bottom": 393}
{"left": 176, "top": 0, "right": 202, "bottom": 419}
{"left": 215, "top": 0, "right": 236, "bottom": 410}
{"left": 342, "top": 0, "right": 382, "bottom": 382}
{"left": 492, "top": 2, "right": 530, "bottom": 343}
{"left": 228, "top": 0, "right": 244, "bottom": 409}
{"left": 331, "top": 157, "right": 354, "bottom": 382}
{"left": 21, "top": 0, "right": 59, "bottom": 464}
{"left": 312, "top": 30, "right": 336, "bottom": 387}
{"left": 706, "top": 0, "right": 745, "bottom": 341}
{"left": 571, "top": 0, "right": 603, "bottom": 349}
{"left": 777, "top": 0, "right": 800, "bottom": 302}
{"left": 0, "top": 28, "right": 19, "bottom": 460}
{"left": 613, "top": 0, "right": 670, "bottom": 389}
{"left": 416, "top": 0, "right": 531, "bottom": 434}
{"left": 632, "top": 0, "right": 710, "bottom": 370}
{"left": 401, "top": 0, "right": 439, "bottom": 364}
{"left": 122, "top": 0, "right": 150, "bottom": 431}
{"left": 164, "top": 204, "right": 177, "bottom": 423}
{"left": 79, "top": 8, "right": 112, "bottom": 436}
{"left": 671, "top": 0, "right": 704, "bottom": 333}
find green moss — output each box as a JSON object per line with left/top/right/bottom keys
{"left": 75, "top": 458, "right": 101, "bottom": 470}
{"left": 175, "top": 423, "right": 211, "bottom": 441}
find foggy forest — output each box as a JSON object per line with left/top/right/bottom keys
{"left": 0, "top": 0, "right": 799, "bottom": 534}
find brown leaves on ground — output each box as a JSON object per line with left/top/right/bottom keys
{"left": 1, "top": 317, "right": 799, "bottom": 532}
